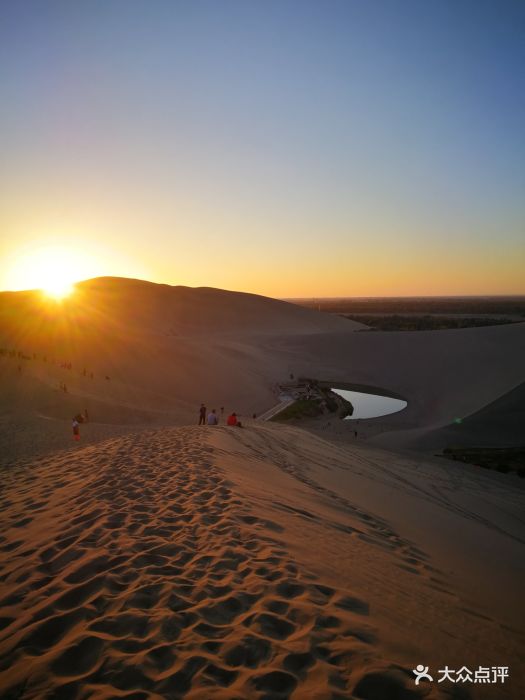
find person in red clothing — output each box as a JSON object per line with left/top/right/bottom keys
{"left": 227, "top": 412, "right": 242, "bottom": 427}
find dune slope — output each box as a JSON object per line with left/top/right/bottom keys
{"left": 0, "top": 278, "right": 362, "bottom": 430}
{"left": 1, "top": 278, "right": 524, "bottom": 453}
{"left": 1, "top": 424, "right": 523, "bottom": 699}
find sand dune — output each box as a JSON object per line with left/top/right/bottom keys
{"left": 265, "top": 321, "right": 525, "bottom": 450}
{"left": 0, "top": 278, "right": 362, "bottom": 432}
{"left": 1, "top": 279, "right": 524, "bottom": 698}
{"left": 0, "top": 277, "right": 365, "bottom": 341}
{"left": 0, "top": 427, "right": 386, "bottom": 699}
{"left": 2, "top": 424, "right": 522, "bottom": 699}
{"left": 1, "top": 278, "right": 523, "bottom": 452}
{"left": 403, "top": 381, "right": 525, "bottom": 450}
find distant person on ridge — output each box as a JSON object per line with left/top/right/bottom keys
{"left": 207, "top": 409, "right": 218, "bottom": 426}
{"left": 199, "top": 403, "right": 206, "bottom": 425}
{"left": 72, "top": 418, "right": 80, "bottom": 441}
{"left": 227, "top": 412, "right": 242, "bottom": 428}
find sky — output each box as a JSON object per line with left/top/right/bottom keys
{"left": 1, "top": 0, "right": 524, "bottom": 298}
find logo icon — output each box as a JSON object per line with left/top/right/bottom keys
{"left": 413, "top": 665, "right": 433, "bottom": 685}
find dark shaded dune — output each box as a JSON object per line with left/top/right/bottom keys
{"left": 0, "top": 370, "right": 169, "bottom": 425}
{"left": 0, "top": 277, "right": 364, "bottom": 456}
{"left": 73, "top": 276, "right": 363, "bottom": 334}
{"left": 412, "top": 380, "right": 525, "bottom": 450}
{"left": 0, "top": 276, "right": 362, "bottom": 346}
{"left": 50, "top": 635, "right": 104, "bottom": 676}
{"left": 252, "top": 669, "right": 298, "bottom": 695}
{"left": 353, "top": 666, "right": 421, "bottom": 700}
{"left": 224, "top": 635, "right": 272, "bottom": 668}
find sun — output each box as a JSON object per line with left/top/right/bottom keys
{"left": 6, "top": 246, "right": 93, "bottom": 300}
{"left": 42, "top": 276, "right": 75, "bottom": 300}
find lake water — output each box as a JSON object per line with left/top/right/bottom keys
{"left": 331, "top": 388, "right": 407, "bottom": 420}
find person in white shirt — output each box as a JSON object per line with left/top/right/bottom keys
{"left": 207, "top": 409, "right": 218, "bottom": 425}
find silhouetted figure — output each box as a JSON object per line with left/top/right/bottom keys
{"left": 220, "top": 406, "right": 224, "bottom": 416}
{"left": 207, "top": 409, "right": 218, "bottom": 426}
{"left": 72, "top": 419, "right": 80, "bottom": 441}
{"left": 199, "top": 403, "right": 206, "bottom": 425}
{"left": 252, "top": 413, "right": 257, "bottom": 419}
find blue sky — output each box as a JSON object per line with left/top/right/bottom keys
{"left": 1, "top": 0, "right": 524, "bottom": 296}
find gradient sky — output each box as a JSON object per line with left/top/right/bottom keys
{"left": 1, "top": 0, "right": 524, "bottom": 297}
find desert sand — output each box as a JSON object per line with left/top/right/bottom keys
{"left": 1, "top": 278, "right": 524, "bottom": 698}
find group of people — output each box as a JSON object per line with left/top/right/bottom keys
{"left": 199, "top": 404, "right": 242, "bottom": 427}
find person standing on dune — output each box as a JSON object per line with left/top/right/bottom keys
{"left": 72, "top": 418, "right": 80, "bottom": 441}
{"left": 199, "top": 403, "right": 206, "bottom": 425}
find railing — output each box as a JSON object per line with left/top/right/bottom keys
{"left": 257, "top": 397, "right": 295, "bottom": 422}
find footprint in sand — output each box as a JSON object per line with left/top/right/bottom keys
{"left": 0, "top": 429, "right": 407, "bottom": 700}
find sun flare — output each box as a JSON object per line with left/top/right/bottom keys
{"left": 42, "top": 278, "right": 75, "bottom": 300}
{"left": 6, "top": 246, "right": 93, "bottom": 300}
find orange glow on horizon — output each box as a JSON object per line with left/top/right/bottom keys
{"left": 2, "top": 238, "right": 524, "bottom": 300}
{"left": 5, "top": 246, "right": 102, "bottom": 299}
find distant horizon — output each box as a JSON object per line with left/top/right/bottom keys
{"left": 284, "top": 293, "right": 525, "bottom": 301}
{"left": 1, "top": 273, "right": 524, "bottom": 301}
